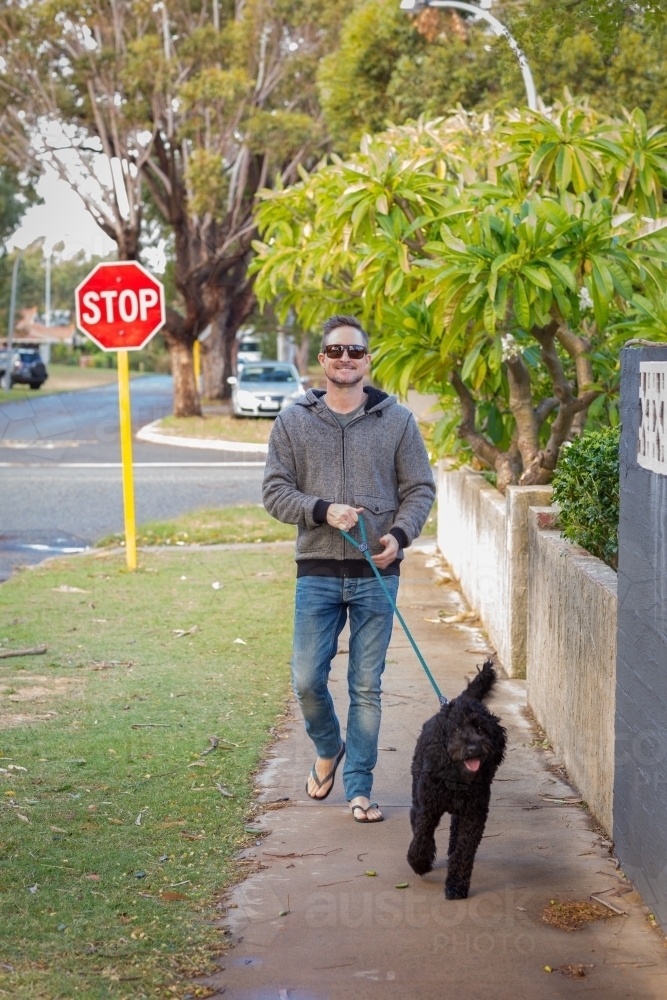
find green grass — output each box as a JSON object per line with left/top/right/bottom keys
{"left": 97, "top": 504, "right": 297, "bottom": 548}
{"left": 0, "top": 546, "right": 296, "bottom": 998}
{"left": 159, "top": 414, "right": 274, "bottom": 444}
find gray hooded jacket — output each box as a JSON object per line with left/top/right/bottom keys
{"left": 262, "top": 387, "right": 436, "bottom": 575}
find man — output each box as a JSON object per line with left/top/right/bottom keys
{"left": 263, "top": 315, "right": 435, "bottom": 822}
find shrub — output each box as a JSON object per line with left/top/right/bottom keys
{"left": 552, "top": 427, "right": 620, "bottom": 570}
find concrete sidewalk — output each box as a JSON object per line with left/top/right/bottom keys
{"left": 205, "top": 548, "right": 667, "bottom": 999}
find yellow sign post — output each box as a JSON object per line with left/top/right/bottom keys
{"left": 74, "top": 261, "right": 166, "bottom": 573}
{"left": 117, "top": 350, "right": 137, "bottom": 570}
{"left": 193, "top": 339, "right": 201, "bottom": 390}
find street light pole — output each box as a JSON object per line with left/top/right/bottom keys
{"left": 4, "top": 250, "right": 26, "bottom": 391}
{"left": 399, "top": 0, "right": 538, "bottom": 111}
{"left": 4, "top": 238, "right": 43, "bottom": 391}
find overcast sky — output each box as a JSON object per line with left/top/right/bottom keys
{"left": 8, "top": 166, "right": 117, "bottom": 260}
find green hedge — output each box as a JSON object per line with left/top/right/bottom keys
{"left": 552, "top": 427, "right": 620, "bottom": 570}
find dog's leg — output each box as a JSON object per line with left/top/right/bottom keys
{"left": 447, "top": 814, "right": 458, "bottom": 857}
{"left": 444, "top": 801, "right": 489, "bottom": 900}
{"left": 407, "top": 797, "right": 442, "bottom": 876}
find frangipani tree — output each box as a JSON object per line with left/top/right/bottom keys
{"left": 252, "top": 101, "right": 667, "bottom": 489}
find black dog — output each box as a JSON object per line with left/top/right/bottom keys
{"left": 407, "top": 660, "right": 506, "bottom": 899}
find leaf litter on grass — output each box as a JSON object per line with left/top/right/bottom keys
{"left": 0, "top": 545, "right": 294, "bottom": 998}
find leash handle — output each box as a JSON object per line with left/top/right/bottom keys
{"left": 339, "top": 515, "right": 448, "bottom": 706}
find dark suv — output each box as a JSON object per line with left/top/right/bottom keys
{"left": 0, "top": 349, "right": 48, "bottom": 390}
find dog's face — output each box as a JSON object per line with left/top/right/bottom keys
{"left": 444, "top": 699, "right": 505, "bottom": 781}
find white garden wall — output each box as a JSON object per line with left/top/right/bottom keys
{"left": 436, "top": 465, "right": 617, "bottom": 835}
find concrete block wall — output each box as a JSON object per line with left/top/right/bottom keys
{"left": 437, "top": 468, "right": 509, "bottom": 666}
{"left": 437, "top": 466, "right": 618, "bottom": 835}
{"left": 437, "top": 464, "right": 551, "bottom": 677}
{"left": 527, "top": 509, "right": 618, "bottom": 835}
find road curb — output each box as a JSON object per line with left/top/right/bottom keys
{"left": 136, "top": 418, "right": 269, "bottom": 454}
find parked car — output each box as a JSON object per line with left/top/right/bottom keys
{"left": 237, "top": 337, "right": 262, "bottom": 368}
{"left": 0, "top": 348, "right": 48, "bottom": 390}
{"left": 228, "top": 361, "right": 305, "bottom": 417}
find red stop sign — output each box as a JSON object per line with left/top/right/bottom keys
{"left": 75, "top": 261, "right": 165, "bottom": 351}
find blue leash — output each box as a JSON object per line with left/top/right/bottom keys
{"left": 339, "top": 515, "right": 448, "bottom": 707}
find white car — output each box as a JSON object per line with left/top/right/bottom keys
{"left": 228, "top": 362, "right": 306, "bottom": 417}
{"left": 237, "top": 338, "right": 262, "bottom": 367}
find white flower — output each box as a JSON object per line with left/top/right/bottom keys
{"left": 501, "top": 334, "right": 521, "bottom": 362}
{"left": 578, "top": 286, "right": 594, "bottom": 312}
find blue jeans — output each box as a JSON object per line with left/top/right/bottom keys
{"left": 292, "top": 574, "right": 398, "bottom": 801}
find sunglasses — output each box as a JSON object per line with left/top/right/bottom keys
{"left": 322, "top": 344, "right": 368, "bottom": 359}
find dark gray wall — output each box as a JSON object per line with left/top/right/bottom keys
{"left": 615, "top": 347, "right": 667, "bottom": 928}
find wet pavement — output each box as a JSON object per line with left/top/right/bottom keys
{"left": 0, "top": 376, "right": 265, "bottom": 580}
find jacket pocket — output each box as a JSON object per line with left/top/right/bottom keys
{"left": 354, "top": 494, "right": 397, "bottom": 553}
{"left": 354, "top": 494, "right": 396, "bottom": 516}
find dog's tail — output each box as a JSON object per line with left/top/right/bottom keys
{"left": 460, "top": 659, "right": 496, "bottom": 702}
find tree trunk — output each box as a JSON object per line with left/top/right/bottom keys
{"left": 221, "top": 321, "right": 239, "bottom": 400}
{"left": 201, "top": 325, "right": 225, "bottom": 401}
{"left": 169, "top": 340, "right": 202, "bottom": 418}
{"left": 295, "top": 335, "right": 310, "bottom": 375}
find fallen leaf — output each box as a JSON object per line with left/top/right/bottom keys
{"left": 180, "top": 831, "right": 204, "bottom": 840}
{"left": 162, "top": 891, "right": 188, "bottom": 901}
{"left": 51, "top": 826, "right": 68, "bottom": 834}
{"left": 187, "top": 761, "right": 206, "bottom": 768}
{"left": 85, "top": 874, "right": 101, "bottom": 881}
{"left": 172, "top": 625, "right": 199, "bottom": 638}
{"left": 108, "top": 818, "right": 123, "bottom": 825}
{"left": 7, "top": 765, "right": 27, "bottom": 772}
{"left": 158, "top": 820, "right": 186, "bottom": 829}
{"left": 395, "top": 882, "right": 409, "bottom": 889}
{"left": 17, "top": 813, "right": 30, "bottom": 823}
{"left": 200, "top": 736, "right": 219, "bottom": 756}
{"left": 559, "top": 964, "right": 594, "bottom": 979}
{"left": 53, "top": 585, "right": 89, "bottom": 594}
{"left": 216, "top": 783, "right": 235, "bottom": 798}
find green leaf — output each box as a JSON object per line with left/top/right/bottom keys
{"left": 523, "top": 265, "right": 553, "bottom": 291}
{"left": 461, "top": 340, "right": 485, "bottom": 382}
{"left": 514, "top": 278, "right": 531, "bottom": 330}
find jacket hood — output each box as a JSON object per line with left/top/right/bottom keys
{"left": 298, "top": 385, "right": 395, "bottom": 413}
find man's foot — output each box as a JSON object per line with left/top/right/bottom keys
{"left": 305, "top": 743, "right": 345, "bottom": 800}
{"left": 349, "top": 797, "right": 383, "bottom": 822}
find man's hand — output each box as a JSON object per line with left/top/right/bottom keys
{"left": 326, "top": 504, "right": 364, "bottom": 532}
{"left": 372, "top": 533, "right": 399, "bottom": 569}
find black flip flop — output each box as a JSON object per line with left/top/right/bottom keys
{"left": 305, "top": 742, "right": 345, "bottom": 801}
{"left": 351, "top": 802, "right": 384, "bottom": 823}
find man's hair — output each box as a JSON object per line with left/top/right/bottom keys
{"left": 321, "top": 314, "right": 369, "bottom": 353}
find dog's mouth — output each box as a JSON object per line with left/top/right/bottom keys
{"left": 463, "top": 758, "right": 481, "bottom": 773}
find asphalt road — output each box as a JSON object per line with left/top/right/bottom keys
{"left": 0, "top": 375, "right": 266, "bottom": 581}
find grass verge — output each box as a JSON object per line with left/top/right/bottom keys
{"left": 97, "top": 504, "right": 296, "bottom": 548}
{"left": 158, "top": 414, "right": 274, "bottom": 445}
{"left": 0, "top": 545, "right": 295, "bottom": 998}
{"left": 0, "top": 365, "right": 140, "bottom": 405}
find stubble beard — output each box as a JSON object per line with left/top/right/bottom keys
{"left": 327, "top": 368, "right": 365, "bottom": 387}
